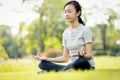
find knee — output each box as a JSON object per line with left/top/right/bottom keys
{"left": 38, "top": 61, "right": 46, "bottom": 70}
{"left": 73, "top": 57, "right": 91, "bottom": 70}
{"left": 74, "top": 56, "right": 86, "bottom": 64}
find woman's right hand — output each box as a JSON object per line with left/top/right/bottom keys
{"left": 33, "top": 52, "right": 48, "bottom": 61}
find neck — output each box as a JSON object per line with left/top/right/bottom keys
{"left": 70, "top": 19, "right": 80, "bottom": 29}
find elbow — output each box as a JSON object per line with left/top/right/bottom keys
{"left": 85, "top": 54, "right": 92, "bottom": 60}
{"left": 62, "top": 56, "right": 69, "bottom": 62}
{"left": 64, "top": 57, "right": 69, "bottom": 62}
{"left": 87, "top": 56, "right": 92, "bottom": 60}
{"left": 64, "top": 59, "right": 68, "bottom": 63}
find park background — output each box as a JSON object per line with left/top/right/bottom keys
{"left": 0, "top": 0, "right": 120, "bottom": 80}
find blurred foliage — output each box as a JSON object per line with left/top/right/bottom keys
{"left": 0, "top": 0, "right": 120, "bottom": 59}
{"left": 24, "top": 0, "right": 67, "bottom": 55}
{"left": 90, "top": 4, "right": 120, "bottom": 56}
{"left": 0, "top": 45, "right": 8, "bottom": 59}
{"left": 0, "top": 25, "right": 23, "bottom": 58}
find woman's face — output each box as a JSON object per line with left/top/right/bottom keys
{"left": 64, "top": 4, "right": 80, "bottom": 23}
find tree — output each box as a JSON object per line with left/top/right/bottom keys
{"left": 0, "top": 25, "right": 20, "bottom": 58}
{"left": 83, "top": 0, "right": 120, "bottom": 55}
{"left": 25, "top": 0, "right": 67, "bottom": 54}
{"left": 0, "top": 44, "right": 8, "bottom": 59}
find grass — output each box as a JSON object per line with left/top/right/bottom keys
{"left": 0, "top": 56, "right": 120, "bottom": 80}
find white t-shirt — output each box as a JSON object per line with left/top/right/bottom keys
{"left": 62, "top": 24, "right": 95, "bottom": 67}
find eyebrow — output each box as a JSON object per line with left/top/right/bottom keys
{"left": 64, "top": 9, "right": 72, "bottom": 11}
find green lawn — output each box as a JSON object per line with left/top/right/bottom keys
{"left": 0, "top": 56, "right": 120, "bottom": 80}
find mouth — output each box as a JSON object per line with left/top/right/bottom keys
{"left": 66, "top": 17, "right": 70, "bottom": 20}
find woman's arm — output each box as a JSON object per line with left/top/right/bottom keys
{"left": 47, "top": 47, "right": 69, "bottom": 63}
{"left": 84, "top": 42, "right": 93, "bottom": 60}
{"left": 71, "top": 43, "right": 92, "bottom": 60}
{"left": 33, "top": 47, "right": 69, "bottom": 63}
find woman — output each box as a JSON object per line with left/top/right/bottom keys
{"left": 33, "top": 0, "right": 95, "bottom": 72}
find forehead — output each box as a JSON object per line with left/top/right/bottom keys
{"left": 64, "top": 4, "right": 75, "bottom": 11}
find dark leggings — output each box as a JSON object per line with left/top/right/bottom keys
{"left": 39, "top": 56, "right": 94, "bottom": 71}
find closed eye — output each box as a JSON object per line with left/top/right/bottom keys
{"left": 78, "top": 37, "right": 84, "bottom": 40}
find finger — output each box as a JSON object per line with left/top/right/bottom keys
{"left": 33, "top": 56, "right": 38, "bottom": 59}
{"left": 82, "top": 48, "right": 85, "bottom": 54}
{"left": 82, "top": 50, "right": 84, "bottom": 55}
{"left": 78, "top": 51, "right": 80, "bottom": 56}
{"left": 80, "top": 47, "right": 85, "bottom": 55}
{"left": 79, "top": 50, "right": 84, "bottom": 56}
{"left": 80, "top": 51, "right": 83, "bottom": 56}
{"left": 33, "top": 55, "right": 39, "bottom": 59}
{"left": 37, "top": 52, "right": 41, "bottom": 56}
{"left": 32, "top": 55, "right": 37, "bottom": 58}
{"left": 80, "top": 47, "right": 84, "bottom": 51}
{"left": 82, "top": 47, "right": 86, "bottom": 54}
{"left": 83, "top": 47, "right": 87, "bottom": 55}
{"left": 32, "top": 55, "right": 35, "bottom": 57}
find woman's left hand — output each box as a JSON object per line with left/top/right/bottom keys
{"left": 72, "top": 47, "right": 86, "bottom": 57}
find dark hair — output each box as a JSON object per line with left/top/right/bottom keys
{"left": 64, "top": 0, "right": 85, "bottom": 25}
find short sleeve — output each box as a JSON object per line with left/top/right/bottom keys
{"left": 62, "top": 31, "right": 66, "bottom": 46}
{"left": 83, "top": 28, "right": 92, "bottom": 44}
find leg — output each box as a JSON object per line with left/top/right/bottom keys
{"left": 73, "top": 56, "right": 91, "bottom": 70}
{"left": 61, "top": 56, "right": 91, "bottom": 71}
{"left": 60, "top": 62, "right": 74, "bottom": 71}
{"left": 39, "top": 60, "right": 65, "bottom": 71}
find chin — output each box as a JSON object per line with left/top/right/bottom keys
{"left": 66, "top": 20, "right": 72, "bottom": 23}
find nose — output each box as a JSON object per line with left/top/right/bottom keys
{"left": 64, "top": 13, "right": 69, "bottom": 18}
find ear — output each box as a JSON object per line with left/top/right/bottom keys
{"left": 77, "top": 11, "right": 80, "bottom": 17}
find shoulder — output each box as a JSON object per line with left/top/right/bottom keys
{"left": 63, "top": 27, "right": 70, "bottom": 35}
{"left": 81, "top": 25, "right": 91, "bottom": 31}
{"left": 80, "top": 25, "right": 92, "bottom": 34}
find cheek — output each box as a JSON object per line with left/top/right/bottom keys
{"left": 71, "top": 14, "right": 78, "bottom": 20}
{"left": 71, "top": 12, "right": 78, "bottom": 17}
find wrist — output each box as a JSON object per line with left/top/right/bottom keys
{"left": 46, "top": 57, "right": 48, "bottom": 61}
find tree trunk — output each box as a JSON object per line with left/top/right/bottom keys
{"left": 98, "top": 24, "right": 108, "bottom": 54}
